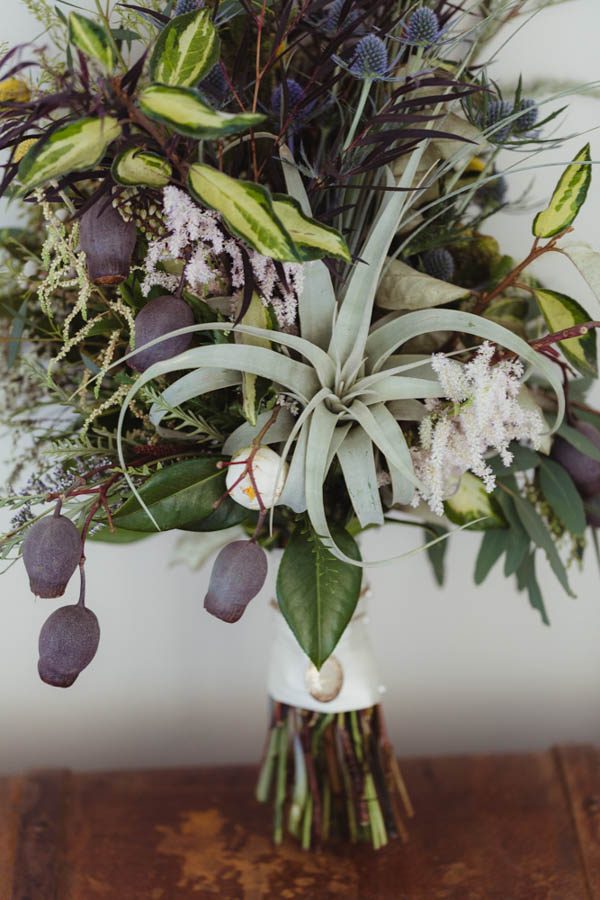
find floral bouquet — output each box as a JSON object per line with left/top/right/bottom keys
{"left": 1, "top": 0, "right": 600, "bottom": 851}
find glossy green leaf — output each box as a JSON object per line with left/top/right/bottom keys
{"left": 539, "top": 457, "right": 586, "bottom": 535}
{"left": 114, "top": 458, "right": 226, "bottom": 531}
{"left": 149, "top": 8, "right": 220, "bottom": 87}
{"left": 182, "top": 496, "right": 249, "bottom": 531}
{"left": 474, "top": 529, "right": 509, "bottom": 584}
{"left": 444, "top": 473, "right": 504, "bottom": 530}
{"left": 534, "top": 287, "right": 597, "bottom": 377}
{"left": 271, "top": 195, "right": 351, "bottom": 263}
{"left": 276, "top": 524, "right": 362, "bottom": 668}
{"left": 188, "top": 164, "right": 300, "bottom": 261}
{"left": 18, "top": 116, "right": 121, "bottom": 192}
{"left": 69, "top": 12, "right": 115, "bottom": 70}
{"left": 138, "top": 84, "right": 265, "bottom": 139}
{"left": 111, "top": 147, "right": 172, "bottom": 188}
{"left": 533, "top": 143, "right": 591, "bottom": 238}
{"left": 89, "top": 526, "right": 154, "bottom": 544}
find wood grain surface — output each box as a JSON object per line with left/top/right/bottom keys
{"left": 1, "top": 746, "right": 599, "bottom": 899}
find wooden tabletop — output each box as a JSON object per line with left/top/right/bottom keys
{"left": 1, "top": 745, "right": 599, "bottom": 899}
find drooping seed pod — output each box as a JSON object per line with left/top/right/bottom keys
{"left": 551, "top": 420, "right": 600, "bottom": 499}
{"left": 22, "top": 513, "right": 82, "bottom": 598}
{"left": 204, "top": 540, "right": 268, "bottom": 623}
{"left": 38, "top": 603, "right": 100, "bottom": 688}
{"left": 129, "top": 295, "right": 195, "bottom": 373}
{"left": 225, "top": 447, "right": 288, "bottom": 510}
{"left": 79, "top": 196, "right": 137, "bottom": 285}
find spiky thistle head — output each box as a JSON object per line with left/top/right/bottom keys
{"left": 482, "top": 99, "right": 513, "bottom": 142}
{"left": 514, "top": 97, "right": 538, "bottom": 133}
{"left": 199, "top": 63, "right": 229, "bottom": 106}
{"left": 325, "top": 0, "right": 357, "bottom": 32}
{"left": 350, "top": 34, "right": 389, "bottom": 79}
{"left": 423, "top": 248, "right": 455, "bottom": 282}
{"left": 271, "top": 79, "right": 305, "bottom": 119}
{"left": 405, "top": 8, "right": 441, "bottom": 46}
{"left": 174, "top": 0, "right": 203, "bottom": 14}
{"left": 475, "top": 175, "right": 508, "bottom": 209}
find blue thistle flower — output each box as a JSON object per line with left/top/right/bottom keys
{"left": 271, "top": 79, "right": 305, "bottom": 120}
{"left": 405, "top": 8, "right": 441, "bottom": 46}
{"left": 350, "top": 34, "right": 389, "bottom": 80}
{"left": 475, "top": 175, "right": 508, "bottom": 209}
{"left": 199, "top": 63, "right": 229, "bottom": 106}
{"left": 423, "top": 248, "right": 455, "bottom": 282}
{"left": 174, "top": 0, "right": 203, "bottom": 14}
{"left": 482, "top": 99, "right": 513, "bottom": 142}
{"left": 514, "top": 97, "right": 538, "bottom": 133}
{"left": 325, "top": 0, "right": 357, "bottom": 32}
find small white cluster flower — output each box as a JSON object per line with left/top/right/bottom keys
{"left": 411, "top": 342, "right": 546, "bottom": 516}
{"left": 142, "top": 187, "right": 303, "bottom": 328}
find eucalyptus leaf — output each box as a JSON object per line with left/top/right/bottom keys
{"left": 276, "top": 525, "right": 362, "bottom": 668}
{"left": 474, "top": 529, "right": 509, "bottom": 585}
{"left": 377, "top": 259, "right": 468, "bottom": 311}
{"left": 539, "top": 457, "right": 586, "bottom": 535}
{"left": 516, "top": 553, "right": 550, "bottom": 625}
{"left": 512, "top": 493, "right": 575, "bottom": 597}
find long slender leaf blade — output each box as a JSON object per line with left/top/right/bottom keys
{"left": 539, "top": 457, "right": 586, "bottom": 535}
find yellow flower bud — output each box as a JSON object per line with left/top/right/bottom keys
{"left": 0, "top": 77, "right": 30, "bottom": 103}
{"left": 13, "top": 138, "right": 37, "bottom": 163}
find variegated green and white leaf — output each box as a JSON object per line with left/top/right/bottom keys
{"left": 112, "top": 147, "right": 172, "bottom": 188}
{"left": 69, "top": 12, "right": 116, "bottom": 71}
{"left": 444, "top": 473, "right": 505, "bottom": 530}
{"left": 149, "top": 8, "right": 219, "bottom": 87}
{"left": 533, "top": 287, "right": 597, "bottom": 377}
{"left": 377, "top": 259, "right": 468, "bottom": 311}
{"left": 533, "top": 143, "right": 591, "bottom": 238}
{"left": 18, "top": 116, "right": 121, "bottom": 192}
{"left": 138, "top": 84, "right": 265, "bottom": 139}
{"left": 188, "top": 163, "right": 300, "bottom": 261}
{"left": 272, "top": 195, "right": 351, "bottom": 263}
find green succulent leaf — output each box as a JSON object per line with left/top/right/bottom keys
{"left": 444, "top": 473, "right": 504, "bottom": 530}
{"left": 188, "top": 164, "right": 300, "bottom": 261}
{"left": 69, "top": 12, "right": 116, "bottom": 71}
{"left": 533, "top": 287, "right": 597, "bottom": 377}
{"left": 271, "top": 195, "right": 351, "bottom": 263}
{"left": 17, "top": 116, "right": 121, "bottom": 192}
{"left": 138, "top": 84, "right": 265, "bottom": 139}
{"left": 149, "top": 8, "right": 220, "bottom": 87}
{"left": 276, "top": 524, "right": 362, "bottom": 668}
{"left": 533, "top": 143, "right": 591, "bottom": 238}
{"left": 539, "top": 457, "right": 586, "bottom": 535}
{"left": 111, "top": 147, "right": 172, "bottom": 188}
{"left": 114, "top": 458, "right": 227, "bottom": 531}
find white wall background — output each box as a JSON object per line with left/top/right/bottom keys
{"left": 1, "top": 0, "right": 600, "bottom": 774}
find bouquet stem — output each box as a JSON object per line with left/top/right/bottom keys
{"left": 256, "top": 701, "right": 412, "bottom": 850}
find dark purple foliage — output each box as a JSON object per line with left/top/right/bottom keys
{"left": 38, "top": 603, "right": 100, "bottom": 688}
{"left": 204, "top": 540, "right": 268, "bottom": 623}
{"left": 79, "top": 196, "right": 137, "bottom": 285}
{"left": 23, "top": 514, "right": 82, "bottom": 598}
{"left": 551, "top": 421, "right": 600, "bottom": 498}
{"left": 129, "top": 295, "right": 195, "bottom": 373}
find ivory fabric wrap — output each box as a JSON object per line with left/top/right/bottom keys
{"left": 267, "top": 598, "right": 385, "bottom": 714}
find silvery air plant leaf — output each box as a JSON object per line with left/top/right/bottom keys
{"left": 204, "top": 540, "right": 268, "bottom": 623}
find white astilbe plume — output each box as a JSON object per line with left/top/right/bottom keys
{"left": 142, "top": 187, "right": 303, "bottom": 328}
{"left": 411, "top": 342, "right": 546, "bottom": 516}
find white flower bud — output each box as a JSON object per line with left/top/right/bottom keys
{"left": 226, "top": 447, "right": 288, "bottom": 510}
{"left": 22, "top": 260, "right": 38, "bottom": 279}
